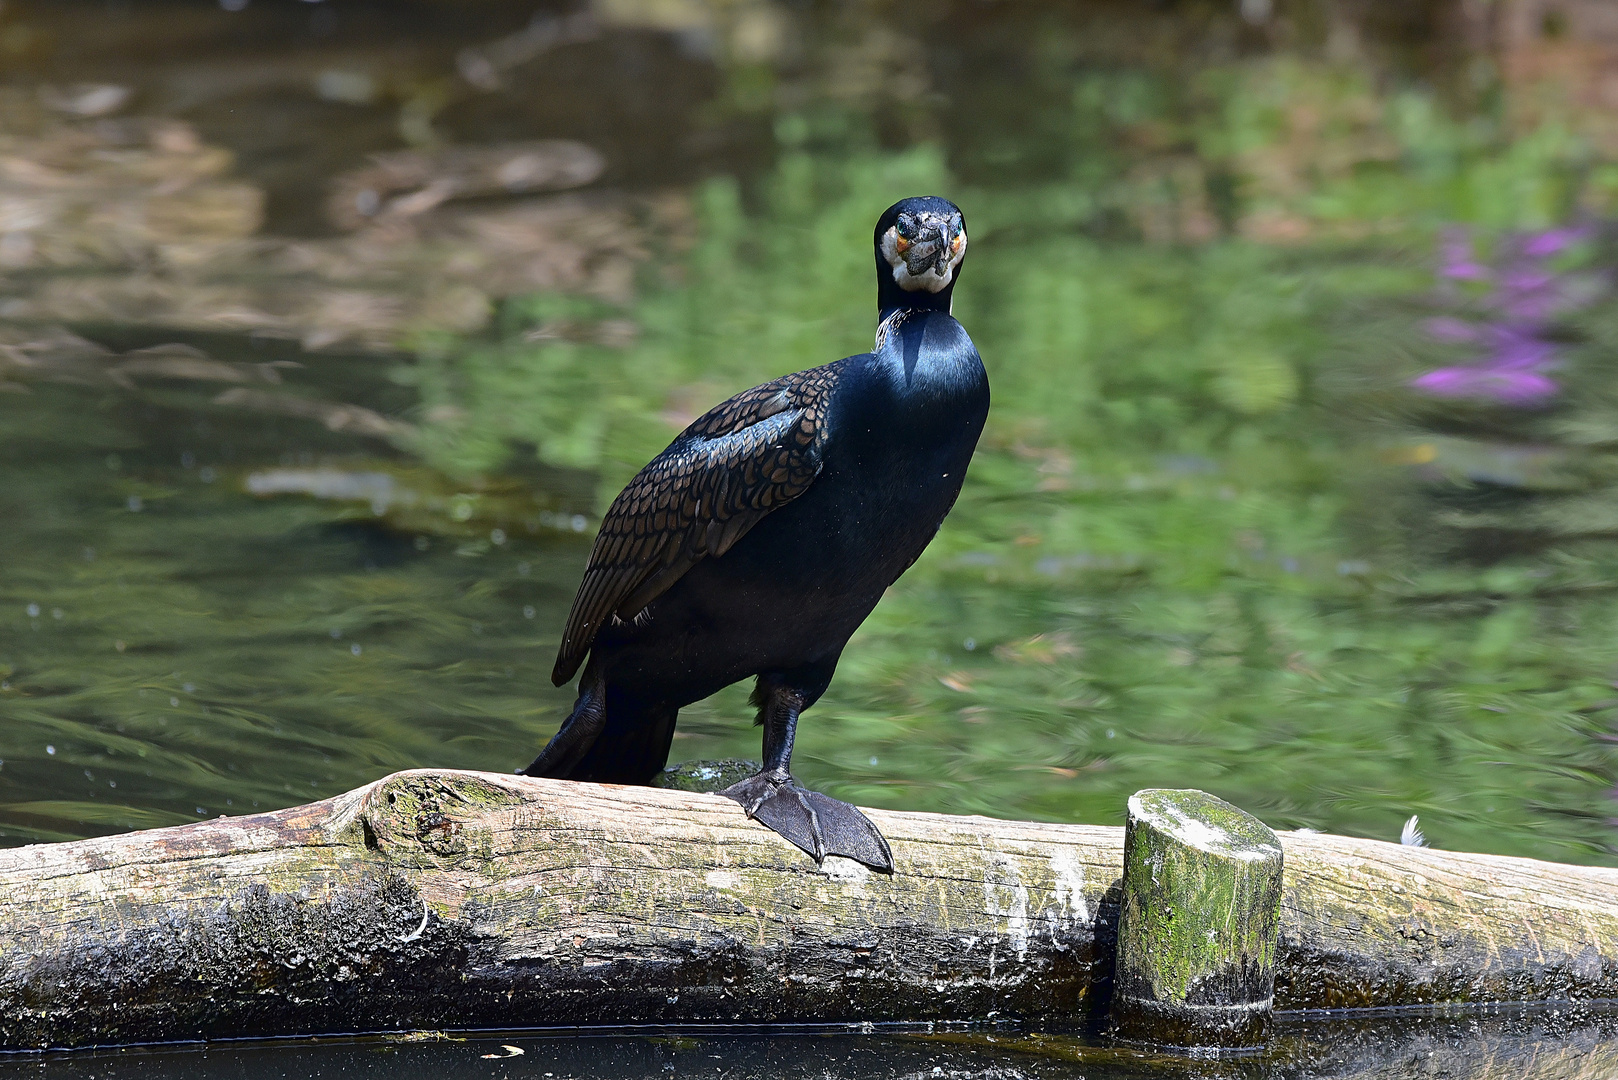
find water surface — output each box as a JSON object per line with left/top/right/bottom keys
{"left": 1, "top": 5, "right": 1616, "bottom": 864}
{"left": 5, "top": 1011, "right": 1618, "bottom": 1080}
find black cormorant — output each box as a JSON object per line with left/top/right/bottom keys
{"left": 521, "top": 196, "right": 989, "bottom": 872}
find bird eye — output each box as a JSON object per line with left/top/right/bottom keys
{"left": 896, "top": 215, "right": 915, "bottom": 239}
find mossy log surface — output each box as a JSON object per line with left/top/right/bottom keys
{"left": 1112, "top": 789, "right": 1284, "bottom": 1046}
{"left": 0, "top": 769, "right": 1615, "bottom": 1049}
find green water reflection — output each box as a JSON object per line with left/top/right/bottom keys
{"left": 1, "top": 0, "right": 1617, "bottom": 866}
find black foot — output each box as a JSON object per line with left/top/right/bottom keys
{"left": 719, "top": 771, "right": 893, "bottom": 872}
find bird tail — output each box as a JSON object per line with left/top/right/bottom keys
{"left": 521, "top": 675, "right": 677, "bottom": 785}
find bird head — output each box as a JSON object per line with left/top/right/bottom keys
{"left": 875, "top": 197, "right": 967, "bottom": 307}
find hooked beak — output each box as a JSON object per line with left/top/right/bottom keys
{"left": 903, "top": 219, "right": 964, "bottom": 282}
{"left": 884, "top": 214, "right": 966, "bottom": 293}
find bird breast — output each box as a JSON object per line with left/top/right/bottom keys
{"left": 873, "top": 310, "right": 987, "bottom": 416}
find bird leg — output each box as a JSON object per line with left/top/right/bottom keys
{"left": 719, "top": 681, "right": 894, "bottom": 872}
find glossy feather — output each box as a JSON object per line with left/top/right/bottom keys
{"left": 552, "top": 362, "right": 843, "bottom": 685}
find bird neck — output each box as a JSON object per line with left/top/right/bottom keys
{"left": 878, "top": 298, "right": 950, "bottom": 325}
{"left": 875, "top": 263, "right": 956, "bottom": 320}
{"left": 875, "top": 307, "right": 928, "bottom": 354}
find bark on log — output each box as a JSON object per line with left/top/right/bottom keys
{"left": 0, "top": 769, "right": 1615, "bottom": 1050}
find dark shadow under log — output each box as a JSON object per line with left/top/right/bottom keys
{"left": 0, "top": 769, "right": 1615, "bottom": 1049}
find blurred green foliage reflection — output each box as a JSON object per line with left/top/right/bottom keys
{"left": 3, "top": 1, "right": 1618, "bottom": 864}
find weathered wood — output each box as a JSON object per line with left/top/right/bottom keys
{"left": 1111, "top": 789, "right": 1284, "bottom": 1047}
{"left": 0, "top": 769, "right": 1615, "bottom": 1049}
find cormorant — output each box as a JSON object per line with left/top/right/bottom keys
{"left": 521, "top": 196, "right": 989, "bottom": 872}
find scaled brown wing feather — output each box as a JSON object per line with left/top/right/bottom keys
{"left": 551, "top": 363, "right": 842, "bottom": 685}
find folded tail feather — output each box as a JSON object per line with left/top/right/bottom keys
{"left": 524, "top": 680, "right": 678, "bottom": 786}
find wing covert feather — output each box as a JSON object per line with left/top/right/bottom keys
{"left": 551, "top": 362, "right": 843, "bottom": 685}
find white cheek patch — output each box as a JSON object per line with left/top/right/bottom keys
{"left": 882, "top": 225, "right": 963, "bottom": 294}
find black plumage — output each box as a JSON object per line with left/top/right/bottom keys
{"left": 522, "top": 196, "right": 989, "bottom": 871}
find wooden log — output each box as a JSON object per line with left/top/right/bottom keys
{"left": 0, "top": 769, "right": 1616, "bottom": 1049}
{"left": 1110, "top": 789, "right": 1283, "bottom": 1047}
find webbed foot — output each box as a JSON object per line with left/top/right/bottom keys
{"left": 720, "top": 770, "right": 893, "bottom": 872}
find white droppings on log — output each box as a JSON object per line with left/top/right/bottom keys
{"left": 1049, "top": 848, "right": 1090, "bottom": 926}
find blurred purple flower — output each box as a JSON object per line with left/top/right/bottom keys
{"left": 1439, "top": 229, "right": 1490, "bottom": 281}
{"left": 1501, "top": 268, "right": 1554, "bottom": 293}
{"left": 1486, "top": 325, "right": 1558, "bottom": 369}
{"left": 1441, "top": 261, "right": 1491, "bottom": 281}
{"left": 1410, "top": 224, "right": 1602, "bottom": 406}
{"left": 1522, "top": 227, "right": 1590, "bottom": 258}
{"left": 1411, "top": 367, "right": 1559, "bottom": 402}
{"left": 1498, "top": 268, "right": 1565, "bottom": 320}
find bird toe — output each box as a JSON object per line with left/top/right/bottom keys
{"left": 748, "top": 783, "right": 827, "bottom": 861}
{"left": 718, "top": 773, "right": 777, "bottom": 818}
{"left": 721, "top": 773, "right": 891, "bottom": 872}
{"left": 797, "top": 789, "right": 893, "bottom": 872}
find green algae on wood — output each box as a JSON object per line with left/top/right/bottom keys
{"left": 652, "top": 759, "right": 762, "bottom": 793}
{"left": 1112, "top": 788, "right": 1284, "bottom": 1048}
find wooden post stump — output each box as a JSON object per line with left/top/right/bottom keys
{"left": 1110, "top": 788, "right": 1284, "bottom": 1049}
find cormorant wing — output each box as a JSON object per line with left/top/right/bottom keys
{"left": 551, "top": 362, "right": 843, "bottom": 685}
